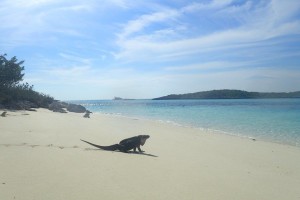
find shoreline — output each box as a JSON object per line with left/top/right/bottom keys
{"left": 2, "top": 108, "right": 298, "bottom": 148}
{"left": 90, "top": 111, "right": 300, "bottom": 148}
{"left": 73, "top": 98, "right": 300, "bottom": 148}
{"left": 1, "top": 109, "right": 300, "bottom": 200}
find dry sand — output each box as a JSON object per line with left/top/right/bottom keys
{"left": 0, "top": 109, "right": 300, "bottom": 200}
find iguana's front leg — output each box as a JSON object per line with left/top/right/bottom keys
{"left": 138, "top": 146, "right": 144, "bottom": 153}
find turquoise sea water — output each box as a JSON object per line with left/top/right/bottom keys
{"left": 71, "top": 99, "right": 300, "bottom": 147}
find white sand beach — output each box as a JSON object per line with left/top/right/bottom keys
{"left": 0, "top": 109, "right": 300, "bottom": 200}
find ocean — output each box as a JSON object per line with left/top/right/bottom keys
{"left": 71, "top": 99, "right": 300, "bottom": 147}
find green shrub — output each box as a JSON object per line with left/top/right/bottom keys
{"left": 0, "top": 54, "right": 54, "bottom": 107}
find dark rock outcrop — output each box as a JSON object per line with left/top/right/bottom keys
{"left": 4, "top": 101, "right": 38, "bottom": 111}
{"left": 67, "top": 103, "right": 86, "bottom": 113}
{"left": 1, "top": 99, "right": 88, "bottom": 114}
{"left": 48, "top": 101, "right": 67, "bottom": 113}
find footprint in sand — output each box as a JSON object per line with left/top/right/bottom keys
{"left": 30, "top": 145, "right": 39, "bottom": 148}
{"left": 84, "top": 148, "right": 98, "bottom": 151}
{"left": 47, "top": 144, "right": 53, "bottom": 147}
{"left": 73, "top": 145, "right": 79, "bottom": 148}
{"left": 59, "top": 146, "right": 64, "bottom": 149}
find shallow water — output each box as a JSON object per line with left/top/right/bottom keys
{"left": 71, "top": 99, "right": 300, "bottom": 147}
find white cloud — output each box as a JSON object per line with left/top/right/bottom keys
{"left": 0, "top": 0, "right": 58, "bottom": 9}
{"left": 59, "top": 53, "right": 92, "bottom": 65}
{"left": 114, "top": 0, "right": 300, "bottom": 62}
{"left": 268, "top": 0, "right": 300, "bottom": 23}
{"left": 109, "top": 0, "right": 129, "bottom": 9}
{"left": 117, "top": 9, "right": 180, "bottom": 40}
{"left": 0, "top": 0, "right": 97, "bottom": 49}
{"left": 165, "top": 61, "right": 246, "bottom": 71}
{"left": 182, "top": 0, "right": 234, "bottom": 12}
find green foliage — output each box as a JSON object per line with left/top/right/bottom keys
{"left": 0, "top": 54, "right": 24, "bottom": 87}
{"left": 153, "top": 89, "right": 300, "bottom": 100}
{"left": 0, "top": 54, "right": 54, "bottom": 107}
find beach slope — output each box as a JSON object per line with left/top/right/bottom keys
{"left": 0, "top": 109, "right": 300, "bottom": 200}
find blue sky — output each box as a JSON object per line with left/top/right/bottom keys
{"left": 1, "top": 0, "right": 300, "bottom": 100}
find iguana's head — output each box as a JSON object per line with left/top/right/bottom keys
{"left": 139, "top": 135, "right": 150, "bottom": 146}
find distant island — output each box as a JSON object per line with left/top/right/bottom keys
{"left": 153, "top": 90, "right": 300, "bottom": 100}
{"left": 113, "top": 97, "right": 134, "bottom": 100}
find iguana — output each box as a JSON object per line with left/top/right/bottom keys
{"left": 1, "top": 112, "right": 7, "bottom": 117}
{"left": 81, "top": 135, "right": 150, "bottom": 153}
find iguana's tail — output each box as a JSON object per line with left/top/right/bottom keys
{"left": 80, "top": 139, "right": 119, "bottom": 151}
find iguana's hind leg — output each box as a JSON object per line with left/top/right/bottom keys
{"left": 100, "top": 144, "right": 120, "bottom": 151}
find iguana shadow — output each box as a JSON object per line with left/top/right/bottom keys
{"left": 128, "top": 151, "right": 158, "bottom": 157}
{"left": 86, "top": 148, "right": 158, "bottom": 157}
